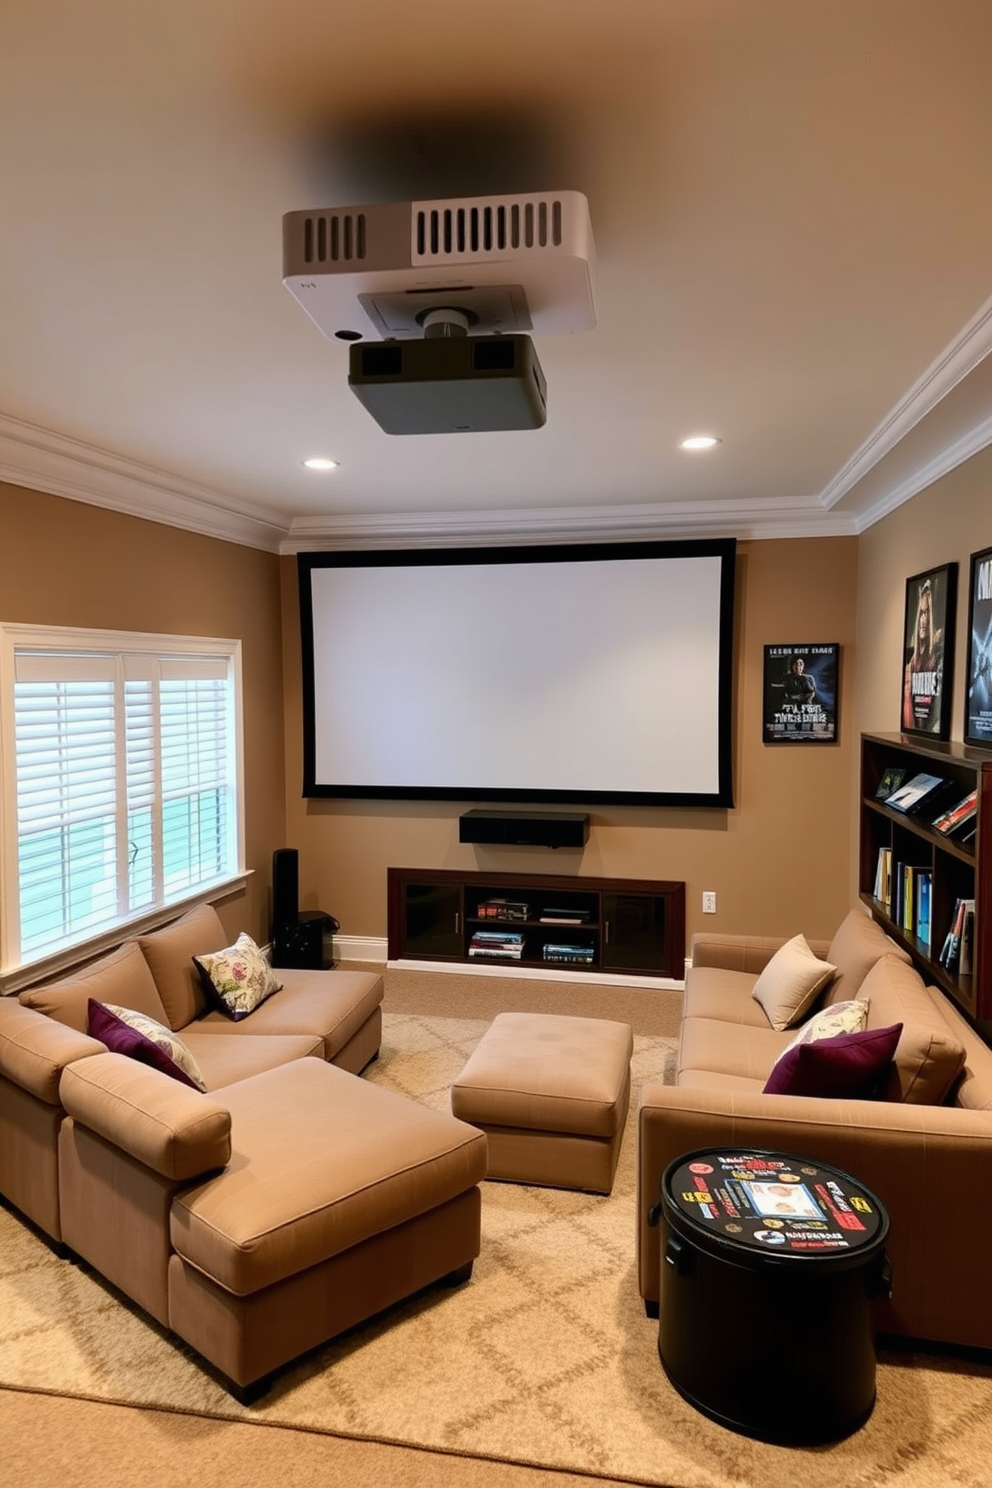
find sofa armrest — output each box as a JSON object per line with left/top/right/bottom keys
{"left": 60, "top": 1051, "right": 231, "bottom": 1181}
{"left": 636, "top": 1083, "right": 992, "bottom": 1317}
{"left": 0, "top": 996, "right": 105, "bottom": 1103}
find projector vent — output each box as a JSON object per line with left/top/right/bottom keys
{"left": 300, "top": 213, "right": 368, "bottom": 264}
{"left": 414, "top": 197, "right": 564, "bottom": 261}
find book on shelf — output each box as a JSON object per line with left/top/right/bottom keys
{"left": 873, "top": 846, "right": 892, "bottom": 910}
{"left": 468, "top": 945, "right": 524, "bottom": 959}
{"left": 901, "top": 864, "right": 915, "bottom": 932}
{"left": 476, "top": 898, "right": 530, "bottom": 920}
{"left": 470, "top": 929, "right": 524, "bottom": 944}
{"left": 960, "top": 901, "right": 976, "bottom": 976}
{"left": 542, "top": 942, "right": 594, "bottom": 963}
{"left": 915, "top": 869, "right": 932, "bottom": 948}
{"left": 939, "top": 897, "right": 975, "bottom": 972}
{"left": 931, "top": 790, "right": 978, "bottom": 838}
{"left": 875, "top": 766, "right": 907, "bottom": 801}
{"left": 885, "top": 772, "right": 947, "bottom": 814}
{"left": 538, "top": 906, "right": 592, "bottom": 924}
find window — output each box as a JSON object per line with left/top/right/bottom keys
{"left": 1, "top": 624, "right": 244, "bottom": 980}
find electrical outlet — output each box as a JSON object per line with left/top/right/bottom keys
{"left": 702, "top": 891, "right": 717, "bottom": 914}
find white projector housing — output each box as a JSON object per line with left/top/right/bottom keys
{"left": 282, "top": 190, "right": 597, "bottom": 341}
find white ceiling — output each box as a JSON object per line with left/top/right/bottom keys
{"left": 2, "top": 0, "right": 991, "bottom": 554}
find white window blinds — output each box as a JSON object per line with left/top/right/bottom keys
{"left": 1, "top": 627, "right": 243, "bottom": 975}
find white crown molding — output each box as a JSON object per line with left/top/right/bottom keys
{"left": 0, "top": 413, "right": 289, "bottom": 553}
{"left": 283, "top": 496, "right": 858, "bottom": 553}
{"left": 854, "top": 409, "right": 992, "bottom": 534}
{"left": 819, "top": 291, "right": 992, "bottom": 512}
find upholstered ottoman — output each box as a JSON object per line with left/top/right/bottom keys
{"left": 450, "top": 1012, "right": 633, "bottom": 1195}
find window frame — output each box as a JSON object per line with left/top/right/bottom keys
{"left": 0, "top": 622, "right": 247, "bottom": 993}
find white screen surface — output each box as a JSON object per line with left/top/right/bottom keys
{"left": 300, "top": 540, "right": 735, "bottom": 805}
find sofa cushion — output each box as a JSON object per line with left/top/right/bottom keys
{"left": 191, "top": 966, "right": 384, "bottom": 1063}
{"left": 682, "top": 965, "right": 776, "bottom": 1027}
{"left": 170, "top": 1059, "right": 488, "bottom": 1296}
{"left": 861, "top": 954, "right": 967, "bottom": 1104}
{"left": 823, "top": 909, "right": 908, "bottom": 1006}
{"left": 193, "top": 933, "right": 281, "bottom": 1021}
{"left": 181, "top": 1030, "right": 323, "bottom": 1089}
{"left": 19, "top": 941, "right": 170, "bottom": 1033}
{"left": 763, "top": 1023, "right": 903, "bottom": 1098}
{"left": 137, "top": 903, "right": 228, "bottom": 1030}
{"left": 87, "top": 1001, "right": 207, "bottom": 1092}
{"left": 751, "top": 934, "right": 836, "bottom": 1030}
{"left": 677, "top": 1015, "right": 791, "bottom": 1083}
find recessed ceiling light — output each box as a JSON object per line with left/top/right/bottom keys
{"left": 679, "top": 435, "right": 720, "bottom": 451}
{"left": 302, "top": 457, "right": 339, "bottom": 471}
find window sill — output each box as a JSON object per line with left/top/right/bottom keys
{"left": 1, "top": 872, "right": 253, "bottom": 997}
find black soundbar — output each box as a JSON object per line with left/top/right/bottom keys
{"left": 459, "top": 809, "right": 590, "bottom": 849}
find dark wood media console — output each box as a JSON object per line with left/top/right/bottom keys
{"left": 387, "top": 868, "right": 685, "bottom": 978}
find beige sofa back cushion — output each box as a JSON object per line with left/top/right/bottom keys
{"left": 19, "top": 941, "right": 170, "bottom": 1033}
{"left": 0, "top": 997, "right": 105, "bottom": 1103}
{"left": 138, "top": 903, "right": 228, "bottom": 1031}
{"left": 824, "top": 909, "right": 909, "bottom": 1007}
{"left": 862, "top": 954, "right": 966, "bottom": 1104}
{"left": 60, "top": 1051, "right": 231, "bottom": 1180}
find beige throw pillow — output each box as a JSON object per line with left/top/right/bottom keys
{"left": 752, "top": 934, "right": 837, "bottom": 1031}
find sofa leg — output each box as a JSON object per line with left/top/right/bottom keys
{"left": 440, "top": 1260, "right": 473, "bottom": 1288}
{"left": 644, "top": 1298, "right": 659, "bottom": 1320}
{"left": 227, "top": 1373, "right": 274, "bottom": 1407}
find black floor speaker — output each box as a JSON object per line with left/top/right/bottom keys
{"left": 272, "top": 848, "right": 299, "bottom": 931}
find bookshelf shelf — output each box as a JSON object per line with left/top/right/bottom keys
{"left": 387, "top": 868, "right": 685, "bottom": 979}
{"left": 859, "top": 733, "right": 991, "bottom": 1025}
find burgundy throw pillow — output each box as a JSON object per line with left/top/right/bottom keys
{"left": 763, "top": 1023, "right": 904, "bottom": 1099}
{"left": 87, "top": 999, "right": 206, "bottom": 1091}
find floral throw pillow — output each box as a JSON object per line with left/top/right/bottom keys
{"left": 88, "top": 999, "right": 207, "bottom": 1091}
{"left": 193, "top": 933, "right": 282, "bottom": 1021}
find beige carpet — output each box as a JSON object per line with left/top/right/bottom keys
{"left": 2, "top": 1006, "right": 992, "bottom": 1488}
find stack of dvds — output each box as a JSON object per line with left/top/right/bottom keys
{"left": 468, "top": 929, "right": 525, "bottom": 960}
{"left": 476, "top": 898, "right": 530, "bottom": 921}
{"left": 542, "top": 942, "right": 594, "bottom": 965}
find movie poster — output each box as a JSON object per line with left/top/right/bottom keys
{"left": 762, "top": 643, "right": 838, "bottom": 744}
{"left": 901, "top": 563, "right": 956, "bottom": 739}
{"left": 965, "top": 546, "right": 992, "bottom": 746}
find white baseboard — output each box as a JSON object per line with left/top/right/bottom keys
{"left": 388, "top": 956, "right": 684, "bottom": 991}
{"left": 336, "top": 935, "right": 687, "bottom": 990}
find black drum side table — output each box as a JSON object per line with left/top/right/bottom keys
{"left": 650, "top": 1147, "right": 891, "bottom": 1445}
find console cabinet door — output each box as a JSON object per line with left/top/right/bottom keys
{"left": 601, "top": 893, "right": 669, "bottom": 975}
{"left": 401, "top": 881, "right": 463, "bottom": 959}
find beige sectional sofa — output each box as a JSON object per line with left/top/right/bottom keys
{"left": 0, "top": 903, "right": 488, "bottom": 1399}
{"left": 637, "top": 909, "right": 992, "bottom": 1352}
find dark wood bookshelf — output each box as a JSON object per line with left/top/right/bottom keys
{"left": 859, "top": 732, "right": 992, "bottom": 1028}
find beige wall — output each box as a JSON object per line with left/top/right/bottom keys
{"left": 0, "top": 480, "right": 287, "bottom": 948}
{"left": 281, "top": 537, "right": 860, "bottom": 946}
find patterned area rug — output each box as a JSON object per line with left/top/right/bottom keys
{"left": 2, "top": 1013, "right": 992, "bottom": 1487}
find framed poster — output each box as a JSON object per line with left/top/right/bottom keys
{"left": 762, "top": 643, "right": 839, "bottom": 743}
{"left": 964, "top": 545, "right": 992, "bottom": 747}
{"left": 901, "top": 563, "right": 956, "bottom": 739}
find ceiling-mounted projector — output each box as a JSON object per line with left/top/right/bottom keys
{"left": 282, "top": 190, "right": 596, "bottom": 434}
